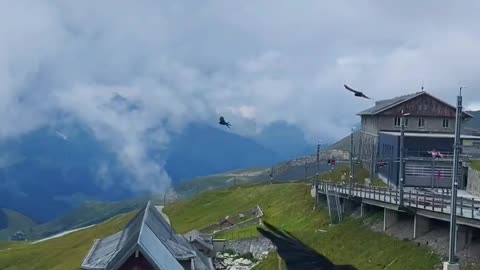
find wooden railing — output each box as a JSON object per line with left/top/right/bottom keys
{"left": 316, "top": 181, "right": 480, "bottom": 220}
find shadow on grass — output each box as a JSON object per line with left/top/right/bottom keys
{"left": 258, "top": 222, "right": 358, "bottom": 270}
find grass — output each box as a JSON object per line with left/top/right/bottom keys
{"left": 174, "top": 168, "right": 267, "bottom": 199}
{"left": 471, "top": 160, "right": 480, "bottom": 172}
{"left": 0, "top": 182, "right": 476, "bottom": 269}
{"left": 0, "top": 209, "right": 36, "bottom": 241}
{"left": 26, "top": 197, "right": 160, "bottom": 241}
{"left": 254, "top": 251, "right": 286, "bottom": 270}
{"left": 0, "top": 169, "right": 265, "bottom": 243}
{"left": 319, "top": 164, "right": 388, "bottom": 188}
{"left": 320, "top": 164, "right": 369, "bottom": 183}
{"left": 165, "top": 183, "right": 444, "bottom": 270}
{"left": 371, "top": 178, "right": 388, "bottom": 187}
{"left": 175, "top": 175, "right": 235, "bottom": 199}
{"left": 0, "top": 212, "right": 136, "bottom": 270}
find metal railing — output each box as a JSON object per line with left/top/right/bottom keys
{"left": 317, "top": 181, "right": 480, "bottom": 220}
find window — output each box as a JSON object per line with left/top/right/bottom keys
{"left": 418, "top": 118, "right": 425, "bottom": 128}
{"left": 394, "top": 117, "right": 401, "bottom": 127}
{"left": 394, "top": 117, "right": 407, "bottom": 127}
{"left": 443, "top": 118, "right": 449, "bottom": 128}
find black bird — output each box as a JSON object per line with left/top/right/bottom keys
{"left": 219, "top": 116, "right": 231, "bottom": 128}
{"left": 344, "top": 84, "right": 371, "bottom": 99}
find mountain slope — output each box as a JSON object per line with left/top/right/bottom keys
{"left": 0, "top": 121, "right": 282, "bottom": 223}
{"left": 0, "top": 209, "right": 36, "bottom": 241}
{"left": 0, "top": 212, "right": 135, "bottom": 270}
{"left": 166, "top": 123, "right": 281, "bottom": 181}
{"left": 0, "top": 125, "right": 134, "bottom": 222}
{"left": 466, "top": 110, "right": 480, "bottom": 130}
{"left": 253, "top": 121, "right": 315, "bottom": 160}
{"left": 27, "top": 197, "right": 161, "bottom": 240}
{"left": 0, "top": 183, "right": 442, "bottom": 270}
{"left": 165, "top": 184, "right": 440, "bottom": 270}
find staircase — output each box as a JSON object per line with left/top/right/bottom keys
{"left": 326, "top": 190, "right": 342, "bottom": 224}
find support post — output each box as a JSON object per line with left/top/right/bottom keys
{"left": 342, "top": 199, "right": 356, "bottom": 215}
{"left": 316, "top": 141, "right": 320, "bottom": 183}
{"left": 413, "top": 214, "right": 430, "bottom": 239}
{"left": 456, "top": 225, "right": 472, "bottom": 253}
{"left": 446, "top": 88, "right": 463, "bottom": 267}
{"left": 399, "top": 110, "right": 408, "bottom": 207}
{"left": 349, "top": 128, "right": 354, "bottom": 197}
{"left": 383, "top": 208, "right": 398, "bottom": 231}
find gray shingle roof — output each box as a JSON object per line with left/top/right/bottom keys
{"left": 357, "top": 91, "right": 424, "bottom": 115}
{"left": 81, "top": 201, "right": 212, "bottom": 270}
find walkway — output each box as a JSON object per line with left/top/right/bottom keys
{"left": 316, "top": 181, "right": 480, "bottom": 222}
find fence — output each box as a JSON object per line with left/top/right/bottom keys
{"left": 198, "top": 205, "right": 264, "bottom": 235}
{"left": 317, "top": 181, "right": 480, "bottom": 220}
{"left": 210, "top": 216, "right": 263, "bottom": 237}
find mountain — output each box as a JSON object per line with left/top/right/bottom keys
{"left": 165, "top": 123, "right": 281, "bottom": 181}
{"left": 0, "top": 125, "right": 135, "bottom": 223}
{"left": 27, "top": 197, "right": 161, "bottom": 240}
{"left": 0, "top": 208, "right": 36, "bottom": 241}
{"left": 0, "top": 121, "right": 282, "bottom": 222}
{"left": 0, "top": 183, "right": 441, "bottom": 270}
{"left": 465, "top": 110, "right": 480, "bottom": 131}
{"left": 253, "top": 121, "right": 315, "bottom": 160}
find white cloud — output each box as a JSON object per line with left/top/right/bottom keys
{"left": 0, "top": 0, "right": 480, "bottom": 191}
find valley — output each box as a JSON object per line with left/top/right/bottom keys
{"left": 0, "top": 182, "right": 448, "bottom": 270}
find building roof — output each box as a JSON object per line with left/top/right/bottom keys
{"left": 379, "top": 131, "right": 480, "bottom": 139}
{"left": 81, "top": 201, "right": 213, "bottom": 270}
{"left": 184, "top": 230, "right": 214, "bottom": 251}
{"left": 219, "top": 218, "right": 235, "bottom": 226}
{"left": 358, "top": 92, "right": 424, "bottom": 115}
{"left": 357, "top": 91, "right": 473, "bottom": 118}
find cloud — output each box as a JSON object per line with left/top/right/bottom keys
{"left": 1, "top": 0, "right": 480, "bottom": 192}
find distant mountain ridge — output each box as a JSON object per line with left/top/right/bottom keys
{"left": 0, "top": 120, "right": 307, "bottom": 223}
{"left": 165, "top": 123, "right": 281, "bottom": 181}
{"left": 0, "top": 208, "right": 36, "bottom": 241}
{"left": 253, "top": 121, "right": 315, "bottom": 160}
{"left": 465, "top": 110, "right": 480, "bottom": 132}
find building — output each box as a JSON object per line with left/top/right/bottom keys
{"left": 81, "top": 201, "right": 214, "bottom": 270}
{"left": 357, "top": 91, "right": 480, "bottom": 188}
{"left": 184, "top": 230, "right": 215, "bottom": 257}
{"left": 10, "top": 231, "right": 27, "bottom": 241}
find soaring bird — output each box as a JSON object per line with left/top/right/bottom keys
{"left": 219, "top": 116, "right": 231, "bottom": 128}
{"left": 344, "top": 84, "right": 371, "bottom": 99}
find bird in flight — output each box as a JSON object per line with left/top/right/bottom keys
{"left": 219, "top": 116, "right": 231, "bottom": 128}
{"left": 344, "top": 84, "right": 371, "bottom": 99}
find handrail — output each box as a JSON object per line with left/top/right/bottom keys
{"left": 316, "top": 180, "right": 479, "bottom": 220}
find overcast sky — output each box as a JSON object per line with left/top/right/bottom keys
{"left": 1, "top": 1, "right": 480, "bottom": 191}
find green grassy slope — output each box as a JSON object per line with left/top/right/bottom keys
{"left": 0, "top": 209, "right": 36, "bottom": 241}
{"left": 0, "top": 212, "right": 136, "bottom": 270}
{"left": 1, "top": 167, "right": 265, "bottom": 242}
{"left": 175, "top": 167, "right": 268, "bottom": 199}
{"left": 471, "top": 160, "right": 480, "bottom": 171}
{"left": 165, "top": 183, "right": 443, "bottom": 270}
{"left": 28, "top": 197, "right": 158, "bottom": 240}
{"left": 320, "top": 165, "right": 387, "bottom": 187}
{"left": 0, "top": 182, "right": 478, "bottom": 269}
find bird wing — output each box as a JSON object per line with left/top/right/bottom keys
{"left": 362, "top": 94, "right": 372, "bottom": 99}
{"left": 344, "top": 84, "right": 359, "bottom": 94}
